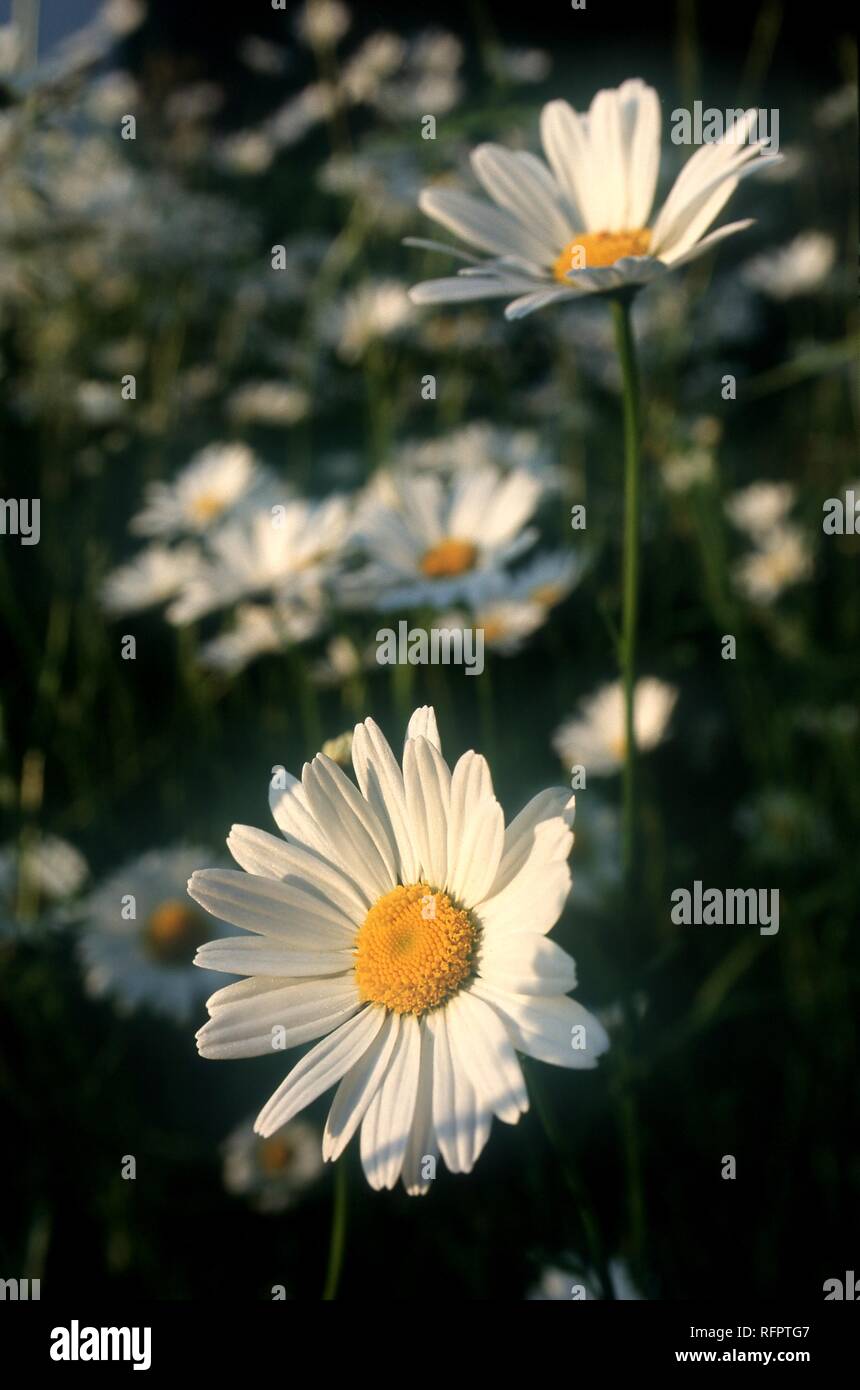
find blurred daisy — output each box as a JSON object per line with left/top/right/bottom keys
{"left": 528, "top": 1256, "right": 642, "bottom": 1301}
{"left": 0, "top": 833, "right": 88, "bottom": 937}
{"left": 409, "top": 78, "right": 780, "bottom": 319}
{"left": 553, "top": 678, "right": 678, "bottom": 776}
{"left": 100, "top": 543, "right": 201, "bottom": 616}
{"left": 78, "top": 848, "right": 228, "bottom": 1022}
{"left": 438, "top": 600, "right": 547, "bottom": 656}
{"left": 189, "top": 706, "right": 608, "bottom": 1194}
{"left": 725, "top": 481, "right": 795, "bottom": 538}
{"left": 198, "top": 601, "right": 324, "bottom": 676}
{"left": 227, "top": 382, "right": 309, "bottom": 427}
{"left": 310, "top": 634, "right": 374, "bottom": 688}
{"left": 323, "top": 280, "right": 414, "bottom": 363}
{"left": 505, "top": 551, "right": 586, "bottom": 610}
{"left": 167, "top": 496, "right": 350, "bottom": 625}
{"left": 344, "top": 466, "right": 543, "bottom": 609}
{"left": 222, "top": 1116, "right": 323, "bottom": 1213}
{"left": 743, "top": 232, "right": 836, "bottom": 300}
{"left": 295, "top": 0, "right": 351, "bottom": 50}
{"left": 732, "top": 524, "right": 813, "bottom": 605}
{"left": 130, "top": 444, "right": 261, "bottom": 538}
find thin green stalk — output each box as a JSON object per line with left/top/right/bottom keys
{"left": 322, "top": 1158, "right": 348, "bottom": 1301}
{"left": 611, "top": 296, "right": 642, "bottom": 888}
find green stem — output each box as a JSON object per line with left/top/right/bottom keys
{"left": 321, "top": 1159, "right": 348, "bottom": 1301}
{"left": 611, "top": 296, "right": 642, "bottom": 889}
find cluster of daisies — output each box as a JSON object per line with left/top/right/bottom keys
{"left": 100, "top": 434, "right": 587, "bottom": 672}
{"left": 725, "top": 481, "right": 814, "bottom": 606}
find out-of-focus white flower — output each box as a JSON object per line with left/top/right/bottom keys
{"left": 267, "top": 85, "right": 337, "bottom": 148}
{"left": 227, "top": 382, "right": 309, "bottom": 427}
{"left": 165, "top": 83, "right": 223, "bottom": 127}
{"left": 131, "top": 444, "right": 262, "bottom": 539}
{"left": 238, "top": 36, "right": 288, "bottom": 76}
{"left": 528, "top": 1256, "right": 643, "bottom": 1300}
{"left": 323, "top": 280, "right": 414, "bottom": 363}
{"left": 732, "top": 525, "right": 813, "bottom": 605}
{"left": 222, "top": 1117, "right": 324, "bottom": 1213}
{"left": 215, "top": 131, "right": 275, "bottom": 176}
{"left": 725, "top": 481, "right": 796, "bottom": 538}
{"left": 503, "top": 551, "right": 586, "bottom": 610}
{"left": 439, "top": 599, "right": 547, "bottom": 655}
{"left": 0, "top": 833, "right": 89, "bottom": 937}
{"left": 343, "top": 465, "right": 544, "bottom": 609}
{"left": 340, "top": 33, "right": 405, "bottom": 104}
{"left": 813, "top": 83, "right": 858, "bottom": 130}
{"left": 76, "top": 380, "right": 123, "bottom": 424}
{"left": 661, "top": 447, "right": 715, "bottom": 494}
{"left": 553, "top": 678, "right": 678, "bottom": 776}
{"left": 321, "top": 730, "right": 354, "bottom": 766}
{"left": 78, "top": 847, "right": 228, "bottom": 1022}
{"left": 86, "top": 71, "right": 140, "bottom": 124}
{"left": 390, "top": 421, "right": 560, "bottom": 488}
{"left": 198, "top": 601, "right": 324, "bottom": 675}
{"left": 168, "top": 496, "right": 351, "bottom": 624}
{"left": 295, "top": 0, "right": 351, "bottom": 50}
{"left": 491, "top": 47, "right": 552, "bottom": 85}
{"left": 743, "top": 233, "right": 836, "bottom": 300}
{"left": 310, "top": 634, "right": 373, "bottom": 687}
{"left": 100, "top": 543, "right": 202, "bottom": 616}
{"left": 100, "top": 0, "right": 147, "bottom": 37}
{"left": 0, "top": 24, "right": 21, "bottom": 76}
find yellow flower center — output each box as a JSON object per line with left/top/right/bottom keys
{"left": 553, "top": 229, "right": 652, "bottom": 283}
{"left": 420, "top": 537, "right": 478, "bottom": 578}
{"left": 144, "top": 899, "right": 209, "bottom": 964}
{"left": 354, "top": 882, "right": 478, "bottom": 1015}
{"left": 531, "top": 582, "right": 564, "bottom": 608}
{"left": 258, "top": 1135, "right": 295, "bottom": 1175}
{"left": 190, "top": 492, "right": 226, "bottom": 523}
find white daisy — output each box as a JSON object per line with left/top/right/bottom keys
{"left": 553, "top": 678, "right": 678, "bottom": 777}
{"left": 742, "top": 232, "right": 836, "bottom": 300}
{"left": 437, "top": 600, "right": 547, "bottom": 656}
{"left": 100, "top": 542, "right": 202, "bottom": 616}
{"left": 0, "top": 833, "right": 88, "bottom": 937}
{"left": 78, "top": 847, "right": 228, "bottom": 1022}
{"left": 322, "top": 279, "right": 414, "bottom": 364}
{"left": 725, "top": 481, "right": 796, "bottom": 539}
{"left": 343, "top": 466, "right": 543, "bottom": 609}
{"left": 130, "top": 443, "right": 262, "bottom": 538}
{"left": 167, "top": 496, "right": 350, "bottom": 625}
{"left": 409, "top": 78, "right": 781, "bottom": 320}
{"left": 732, "top": 525, "right": 813, "bottom": 605}
{"left": 198, "top": 601, "right": 324, "bottom": 676}
{"left": 189, "top": 706, "right": 608, "bottom": 1194}
{"left": 222, "top": 1116, "right": 324, "bottom": 1213}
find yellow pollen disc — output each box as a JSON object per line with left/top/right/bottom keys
{"left": 530, "top": 582, "right": 563, "bottom": 608}
{"left": 190, "top": 492, "right": 226, "bottom": 523}
{"left": 259, "top": 1135, "right": 295, "bottom": 1174}
{"left": 354, "top": 882, "right": 478, "bottom": 1015}
{"left": 608, "top": 733, "right": 628, "bottom": 762}
{"left": 480, "top": 616, "right": 506, "bottom": 643}
{"left": 420, "top": 537, "right": 478, "bottom": 578}
{"left": 144, "top": 899, "right": 209, "bottom": 964}
{"left": 553, "top": 228, "right": 651, "bottom": 282}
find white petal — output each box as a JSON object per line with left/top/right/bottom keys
{"left": 419, "top": 186, "right": 556, "bottom": 267}
{"left": 621, "top": 79, "right": 662, "bottom": 227}
{"left": 479, "top": 933, "right": 578, "bottom": 996}
{"left": 658, "top": 217, "right": 754, "bottom": 268}
{"left": 470, "top": 143, "right": 572, "bottom": 256}
{"left": 351, "top": 718, "right": 420, "bottom": 884}
{"left": 539, "top": 99, "right": 592, "bottom": 228}
{"left": 491, "top": 788, "right": 576, "bottom": 895}
{"left": 588, "top": 87, "right": 627, "bottom": 230}
{"left": 410, "top": 273, "right": 535, "bottom": 306}
{"left": 446, "top": 991, "right": 529, "bottom": 1123}
{"left": 188, "top": 868, "right": 356, "bottom": 947}
{"left": 651, "top": 148, "right": 781, "bottom": 259}
{"left": 504, "top": 286, "right": 578, "bottom": 318}
{"left": 402, "top": 1021, "right": 438, "bottom": 1194}
{"left": 406, "top": 706, "right": 440, "bottom": 750}
{"left": 196, "top": 977, "right": 361, "bottom": 1058}
{"left": 229, "top": 827, "right": 367, "bottom": 922}
{"left": 427, "top": 1008, "right": 492, "bottom": 1173}
{"left": 194, "top": 934, "right": 352, "bottom": 978}
{"left": 474, "top": 981, "right": 609, "bottom": 1069}
{"left": 301, "top": 754, "right": 397, "bottom": 901}
{"left": 445, "top": 752, "right": 505, "bottom": 905}
{"left": 268, "top": 768, "right": 332, "bottom": 860}
{"left": 360, "top": 1014, "right": 422, "bottom": 1189}
{"left": 476, "top": 818, "right": 573, "bottom": 938}
{"left": 254, "top": 1006, "right": 386, "bottom": 1137}
{"left": 403, "top": 735, "right": 451, "bottom": 888}
{"left": 323, "top": 1012, "right": 401, "bottom": 1160}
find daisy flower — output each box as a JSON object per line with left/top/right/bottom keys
{"left": 130, "top": 443, "right": 263, "bottom": 538}
{"left": 553, "top": 677, "right": 678, "bottom": 777}
{"left": 343, "top": 466, "right": 543, "bottom": 609}
{"left": 725, "top": 481, "right": 796, "bottom": 538}
{"left": 78, "top": 847, "right": 228, "bottom": 1022}
{"left": 100, "top": 542, "right": 202, "bottom": 616}
{"left": 409, "top": 78, "right": 781, "bottom": 319}
{"left": 222, "top": 1116, "right": 323, "bottom": 1213}
{"left": 189, "top": 707, "right": 608, "bottom": 1194}
{"left": 198, "top": 600, "right": 324, "bottom": 676}
{"left": 0, "top": 833, "right": 88, "bottom": 938}
{"left": 167, "top": 496, "right": 350, "bottom": 625}
{"left": 742, "top": 232, "right": 835, "bottom": 300}
{"left": 732, "top": 524, "right": 813, "bottom": 605}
